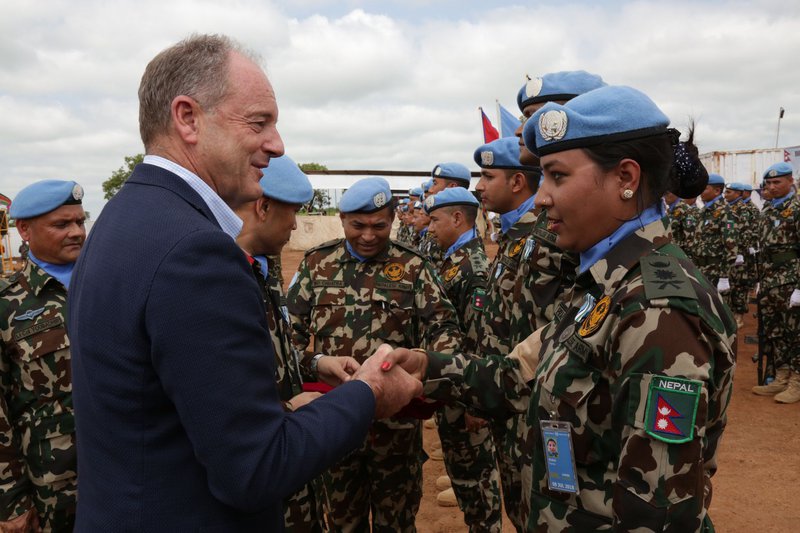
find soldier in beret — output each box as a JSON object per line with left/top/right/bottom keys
{"left": 751, "top": 163, "right": 800, "bottom": 403}
{"left": 724, "top": 182, "right": 760, "bottom": 328}
{"left": 235, "top": 155, "right": 362, "bottom": 532}
{"left": 424, "top": 188, "right": 502, "bottom": 530}
{"left": 0, "top": 180, "right": 85, "bottom": 532}
{"left": 664, "top": 191, "right": 700, "bottom": 259}
{"left": 389, "top": 85, "right": 736, "bottom": 531}
{"left": 692, "top": 173, "right": 739, "bottom": 297}
{"left": 287, "top": 177, "right": 462, "bottom": 532}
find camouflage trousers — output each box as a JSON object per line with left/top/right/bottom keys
{"left": 759, "top": 285, "right": 800, "bottom": 372}
{"left": 321, "top": 419, "right": 423, "bottom": 533}
{"left": 284, "top": 477, "right": 327, "bottom": 532}
{"left": 491, "top": 413, "right": 532, "bottom": 533}
{"left": 729, "top": 263, "right": 755, "bottom": 315}
{"left": 435, "top": 404, "right": 502, "bottom": 532}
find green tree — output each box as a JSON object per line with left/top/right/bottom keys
{"left": 103, "top": 153, "right": 144, "bottom": 200}
{"left": 298, "top": 163, "right": 330, "bottom": 213}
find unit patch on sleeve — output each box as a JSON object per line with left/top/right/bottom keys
{"left": 644, "top": 376, "right": 702, "bottom": 444}
{"left": 471, "top": 288, "right": 487, "bottom": 311}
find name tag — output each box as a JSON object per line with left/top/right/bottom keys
{"left": 540, "top": 420, "right": 579, "bottom": 494}
{"left": 313, "top": 280, "right": 345, "bottom": 288}
{"left": 13, "top": 317, "right": 63, "bottom": 342}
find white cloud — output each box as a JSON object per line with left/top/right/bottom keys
{"left": 1, "top": 0, "right": 799, "bottom": 218}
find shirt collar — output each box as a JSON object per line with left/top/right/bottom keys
{"left": 143, "top": 155, "right": 243, "bottom": 240}
{"left": 446, "top": 228, "right": 477, "bottom": 258}
{"left": 703, "top": 193, "right": 723, "bottom": 209}
{"left": 499, "top": 194, "right": 536, "bottom": 234}
{"left": 345, "top": 240, "right": 369, "bottom": 262}
{"left": 772, "top": 190, "right": 795, "bottom": 208}
{"left": 579, "top": 202, "right": 665, "bottom": 274}
{"left": 28, "top": 251, "right": 74, "bottom": 289}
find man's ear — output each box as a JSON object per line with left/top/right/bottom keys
{"left": 16, "top": 219, "right": 31, "bottom": 242}
{"left": 256, "top": 197, "right": 269, "bottom": 221}
{"left": 509, "top": 171, "right": 526, "bottom": 194}
{"left": 171, "top": 95, "right": 202, "bottom": 145}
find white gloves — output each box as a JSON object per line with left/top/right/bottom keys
{"left": 748, "top": 247, "right": 757, "bottom": 256}
{"left": 717, "top": 277, "right": 731, "bottom": 294}
{"left": 734, "top": 255, "right": 745, "bottom": 266}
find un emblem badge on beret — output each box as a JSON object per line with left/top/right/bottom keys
{"left": 434, "top": 166, "right": 442, "bottom": 176}
{"left": 480, "top": 151, "right": 494, "bottom": 166}
{"left": 768, "top": 169, "right": 778, "bottom": 177}
{"left": 373, "top": 192, "right": 387, "bottom": 208}
{"left": 539, "top": 110, "right": 568, "bottom": 141}
{"left": 424, "top": 196, "right": 436, "bottom": 209}
{"left": 72, "top": 183, "right": 84, "bottom": 201}
{"left": 525, "top": 77, "right": 543, "bottom": 98}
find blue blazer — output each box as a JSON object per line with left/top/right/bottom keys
{"left": 68, "top": 164, "right": 375, "bottom": 531}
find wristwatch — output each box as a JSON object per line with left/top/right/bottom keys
{"left": 310, "top": 353, "right": 326, "bottom": 379}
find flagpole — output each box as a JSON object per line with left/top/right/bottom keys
{"left": 775, "top": 107, "right": 785, "bottom": 149}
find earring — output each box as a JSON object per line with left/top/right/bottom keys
{"left": 622, "top": 189, "right": 634, "bottom": 200}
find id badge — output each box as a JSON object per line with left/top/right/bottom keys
{"left": 540, "top": 420, "right": 579, "bottom": 494}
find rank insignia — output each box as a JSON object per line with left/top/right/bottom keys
{"left": 383, "top": 262, "right": 405, "bottom": 281}
{"left": 509, "top": 238, "right": 526, "bottom": 258}
{"left": 644, "top": 376, "right": 702, "bottom": 444}
{"left": 14, "top": 307, "right": 45, "bottom": 321}
{"left": 578, "top": 295, "right": 611, "bottom": 337}
{"left": 471, "top": 288, "right": 486, "bottom": 311}
{"left": 444, "top": 265, "right": 459, "bottom": 282}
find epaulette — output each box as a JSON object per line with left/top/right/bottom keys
{"left": 639, "top": 252, "right": 697, "bottom": 301}
{"left": 0, "top": 273, "right": 18, "bottom": 294}
{"left": 391, "top": 239, "right": 427, "bottom": 260}
{"left": 304, "top": 238, "right": 343, "bottom": 257}
{"left": 468, "top": 250, "right": 489, "bottom": 277}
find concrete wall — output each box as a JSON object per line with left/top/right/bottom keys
{"left": 288, "top": 215, "right": 346, "bottom": 251}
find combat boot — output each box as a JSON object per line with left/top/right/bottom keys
{"left": 752, "top": 367, "right": 790, "bottom": 396}
{"left": 436, "top": 488, "right": 458, "bottom": 507}
{"left": 774, "top": 372, "right": 800, "bottom": 404}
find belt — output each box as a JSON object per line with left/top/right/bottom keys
{"left": 763, "top": 249, "right": 798, "bottom": 265}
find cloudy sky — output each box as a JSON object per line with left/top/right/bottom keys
{"left": 2, "top": 0, "right": 799, "bottom": 217}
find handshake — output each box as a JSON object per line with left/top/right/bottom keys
{"left": 314, "top": 345, "right": 430, "bottom": 419}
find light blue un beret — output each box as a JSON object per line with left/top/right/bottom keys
{"left": 432, "top": 162, "right": 471, "bottom": 186}
{"left": 517, "top": 70, "right": 607, "bottom": 112}
{"left": 726, "top": 182, "right": 751, "bottom": 192}
{"left": 10, "top": 179, "right": 83, "bottom": 219}
{"left": 524, "top": 85, "right": 669, "bottom": 157}
{"left": 409, "top": 187, "right": 423, "bottom": 197}
{"left": 423, "top": 187, "right": 479, "bottom": 214}
{"left": 763, "top": 162, "right": 793, "bottom": 179}
{"left": 707, "top": 173, "right": 725, "bottom": 186}
{"left": 339, "top": 177, "right": 393, "bottom": 214}
{"left": 473, "top": 137, "right": 538, "bottom": 171}
{"left": 259, "top": 155, "right": 313, "bottom": 204}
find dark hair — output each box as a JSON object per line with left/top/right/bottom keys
{"left": 440, "top": 204, "right": 479, "bottom": 226}
{"left": 502, "top": 168, "right": 542, "bottom": 195}
{"left": 582, "top": 123, "right": 707, "bottom": 204}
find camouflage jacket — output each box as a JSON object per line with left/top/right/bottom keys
{"left": 418, "top": 231, "right": 444, "bottom": 267}
{"left": 423, "top": 218, "right": 737, "bottom": 531}
{"left": 438, "top": 236, "right": 488, "bottom": 354}
{"left": 516, "top": 209, "right": 578, "bottom": 334}
{"left": 667, "top": 200, "right": 699, "bottom": 257}
{"left": 0, "top": 261, "right": 77, "bottom": 528}
{"left": 287, "top": 238, "right": 461, "bottom": 363}
{"left": 757, "top": 194, "right": 800, "bottom": 290}
{"left": 691, "top": 197, "right": 738, "bottom": 282}
{"left": 478, "top": 208, "right": 538, "bottom": 356}
{"left": 395, "top": 224, "right": 412, "bottom": 245}
{"left": 730, "top": 200, "right": 761, "bottom": 281}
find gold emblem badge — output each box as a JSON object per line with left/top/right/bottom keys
{"left": 444, "top": 265, "right": 459, "bottom": 282}
{"left": 578, "top": 295, "right": 611, "bottom": 337}
{"left": 509, "top": 238, "right": 526, "bottom": 258}
{"left": 781, "top": 207, "right": 793, "bottom": 218}
{"left": 383, "top": 263, "right": 405, "bottom": 281}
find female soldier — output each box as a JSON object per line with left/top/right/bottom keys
{"left": 388, "top": 85, "right": 736, "bottom": 532}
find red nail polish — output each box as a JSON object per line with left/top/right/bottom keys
{"left": 381, "top": 361, "right": 392, "bottom": 371}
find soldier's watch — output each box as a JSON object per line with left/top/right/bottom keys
{"left": 310, "top": 353, "right": 326, "bottom": 379}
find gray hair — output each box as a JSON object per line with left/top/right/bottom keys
{"left": 138, "top": 34, "right": 259, "bottom": 148}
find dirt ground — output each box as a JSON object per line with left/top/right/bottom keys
{"left": 280, "top": 241, "right": 799, "bottom": 533}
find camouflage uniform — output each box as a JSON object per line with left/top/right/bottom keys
{"left": 418, "top": 230, "right": 444, "bottom": 267}
{"left": 691, "top": 195, "right": 737, "bottom": 287}
{"left": 435, "top": 236, "right": 502, "bottom": 532}
{"left": 728, "top": 199, "right": 760, "bottom": 315}
{"left": 424, "top": 218, "right": 737, "bottom": 531}
{"left": 756, "top": 195, "right": 800, "bottom": 374}
{"left": 0, "top": 261, "right": 77, "bottom": 532}
{"left": 478, "top": 207, "right": 537, "bottom": 531}
{"left": 287, "top": 238, "right": 461, "bottom": 533}
{"left": 250, "top": 254, "right": 327, "bottom": 532}
{"left": 667, "top": 199, "right": 699, "bottom": 257}
{"left": 395, "top": 223, "right": 412, "bottom": 245}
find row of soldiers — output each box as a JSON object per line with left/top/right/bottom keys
{"left": 665, "top": 165, "right": 800, "bottom": 403}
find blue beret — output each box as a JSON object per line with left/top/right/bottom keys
{"left": 413, "top": 200, "right": 423, "bottom": 209}
{"left": 409, "top": 187, "right": 423, "bottom": 197}
{"left": 422, "top": 179, "right": 433, "bottom": 192}
{"left": 423, "top": 187, "right": 479, "bottom": 214}
{"left": 259, "top": 155, "right": 313, "bottom": 204}
{"left": 10, "top": 179, "right": 83, "bottom": 219}
{"left": 524, "top": 85, "right": 669, "bottom": 157}
{"left": 339, "top": 177, "right": 393, "bottom": 214}
{"left": 517, "top": 70, "right": 607, "bottom": 112}
{"left": 763, "top": 162, "right": 793, "bottom": 179}
{"left": 707, "top": 173, "right": 725, "bottom": 186}
{"left": 473, "top": 137, "right": 538, "bottom": 170}
{"left": 725, "top": 182, "right": 749, "bottom": 191}
{"left": 432, "top": 162, "right": 471, "bottom": 185}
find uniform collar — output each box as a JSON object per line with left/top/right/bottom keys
{"left": 445, "top": 228, "right": 477, "bottom": 258}
{"left": 499, "top": 194, "right": 535, "bottom": 235}
{"left": 772, "top": 190, "right": 795, "bottom": 208}
{"left": 703, "top": 194, "right": 723, "bottom": 209}
{"left": 27, "top": 251, "right": 74, "bottom": 290}
{"left": 343, "top": 240, "right": 391, "bottom": 263}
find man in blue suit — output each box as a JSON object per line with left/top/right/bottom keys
{"left": 68, "top": 34, "right": 423, "bottom": 532}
